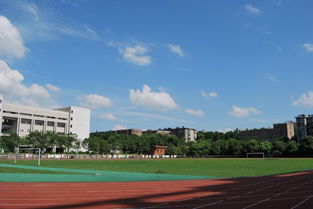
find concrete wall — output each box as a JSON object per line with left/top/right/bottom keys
{"left": 0, "top": 96, "right": 90, "bottom": 150}
{"left": 0, "top": 95, "right": 3, "bottom": 136}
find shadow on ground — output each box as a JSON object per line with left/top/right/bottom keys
{"left": 35, "top": 170, "right": 313, "bottom": 209}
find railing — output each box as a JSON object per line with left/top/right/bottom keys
{"left": 0, "top": 153, "right": 178, "bottom": 160}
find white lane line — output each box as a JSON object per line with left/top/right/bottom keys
{"left": 290, "top": 195, "right": 313, "bottom": 209}
{"left": 191, "top": 200, "right": 223, "bottom": 209}
{"left": 241, "top": 197, "right": 272, "bottom": 209}
{"left": 240, "top": 174, "right": 313, "bottom": 209}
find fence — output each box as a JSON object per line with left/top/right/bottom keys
{"left": 0, "top": 153, "right": 178, "bottom": 160}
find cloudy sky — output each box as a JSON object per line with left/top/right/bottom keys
{"left": 0, "top": 0, "right": 313, "bottom": 132}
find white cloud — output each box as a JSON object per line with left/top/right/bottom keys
{"left": 218, "top": 128, "right": 233, "bottom": 133}
{"left": 112, "top": 125, "right": 127, "bottom": 130}
{"left": 245, "top": 4, "right": 261, "bottom": 15}
{"left": 129, "top": 85, "right": 178, "bottom": 111}
{"left": 21, "top": 3, "right": 39, "bottom": 21}
{"left": 78, "top": 94, "right": 113, "bottom": 109}
{"left": 101, "top": 113, "right": 117, "bottom": 121}
{"left": 266, "top": 75, "right": 279, "bottom": 82}
{"left": 201, "top": 91, "right": 218, "bottom": 99}
{"left": 304, "top": 43, "right": 313, "bottom": 52}
{"left": 168, "top": 44, "right": 184, "bottom": 57}
{"left": 292, "top": 91, "right": 313, "bottom": 108}
{"left": 0, "top": 60, "right": 57, "bottom": 107}
{"left": 229, "top": 105, "right": 262, "bottom": 118}
{"left": 120, "top": 45, "right": 152, "bottom": 66}
{"left": 185, "top": 109, "right": 205, "bottom": 117}
{"left": 10, "top": 2, "right": 100, "bottom": 41}
{"left": 45, "top": 83, "right": 60, "bottom": 92}
{"left": 0, "top": 16, "right": 27, "bottom": 58}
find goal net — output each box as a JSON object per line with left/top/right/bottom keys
{"left": 246, "top": 152, "right": 265, "bottom": 158}
{"left": 14, "top": 147, "right": 42, "bottom": 166}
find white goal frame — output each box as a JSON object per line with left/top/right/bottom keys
{"left": 246, "top": 152, "right": 265, "bottom": 159}
{"left": 14, "top": 147, "right": 42, "bottom": 166}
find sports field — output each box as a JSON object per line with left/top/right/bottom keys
{"left": 1, "top": 158, "right": 313, "bottom": 209}
{"left": 1, "top": 158, "right": 313, "bottom": 177}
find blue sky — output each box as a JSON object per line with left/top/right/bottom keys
{"left": 1, "top": 0, "right": 313, "bottom": 132}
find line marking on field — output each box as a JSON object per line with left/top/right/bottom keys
{"left": 290, "top": 195, "right": 313, "bottom": 209}
{"left": 242, "top": 197, "right": 272, "bottom": 209}
{"left": 192, "top": 200, "right": 223, "bottom": 209}
{"left": 240, "top": 172, "right": 313, "bottom": 209}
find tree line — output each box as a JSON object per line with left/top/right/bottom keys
{"left": 1, "top": 130, "right": 313, "bottom": 157}
{"left": 86, "top": 131, "right": 313, "bottom": 157}
{"left": 0, "top": 131, "right": 80, "bottom": 153}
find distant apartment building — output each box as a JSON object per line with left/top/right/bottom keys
{"left": 162, "top": 127, "right": 197, "bottom": 142}
{"left": 238, "top": 122, "right": 295, "bottom": 141}
{"left": 112, "top": 129, "right": 143, "bottom": 136}
{"left": 0, "top": 95, "right": 90, "bottom": 149}
{"left": 107, "top": 127, "right": 197, "bottom": 142}
{"left": 145, "top": 129, "right": 171, "bottom": 135}
{"left": 295, "top": 114, "right": 313, "bottom": 143}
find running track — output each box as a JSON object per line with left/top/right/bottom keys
{"left": 1, "top": 170, "right": 313, "bottom": 209}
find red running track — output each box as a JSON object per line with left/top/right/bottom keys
{"left": 1, "top": 170, "right": 313, "bottom": 209}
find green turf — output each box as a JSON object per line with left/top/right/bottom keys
{"left": 0, "top": 164, "right": 211, "bottom": 182}
{"left": 1, "top": 158, "right": 313, "bottom": 177}
{"left": 0, "top": 166, "right": 80, "bottom": 175}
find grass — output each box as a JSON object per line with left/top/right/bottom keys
{"left": 1, "top": 158, "right": 313, "bottom": 177}
{"left": 0, "top": 166, "right": 81, "bottom": 175}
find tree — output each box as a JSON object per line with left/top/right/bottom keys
{"left": 300, "top": 136, "right": 313, "bottom": 156}
{"left": 259, "top": 141, "right": 272, "bottom": 155}
{"left": 0, "top": 132, "right": 22, "bottom": 152}
{"left": 168, "top": 145, "right": 183, "bottom": 155}
{"left": 271, "top": 141, "right": 286, "bottom": 157}
{"left": 242, "top": 139, "right": 260, "bottom": 154}
{"left": 210, "top": 139, "right": 224, "bottom": 155}
{"left": 197, "top": 140, "right": 212, "bottom": 156}
{"left": 25, "top": 132, "right": 48, "bottom": 149}
{"left": 99, "top": 140, "right": 110, "bottom": 154}
{"left": 83, "top": 136, "right": 101, "bottom": 153}
{"left": 285, "top": 140, "right": 298, "bottom": 156}
{"left": 224, "top": 138, "right": 242, "bottom": 155}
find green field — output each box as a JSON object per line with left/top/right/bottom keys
{"left": 1, "top": 158, "right": 313, "bottom": 177}
{"left": 0, "top": 166, "right": 80, "bottom": 175}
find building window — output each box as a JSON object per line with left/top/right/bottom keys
{"left": 3, "top": 111, "right": 18, "bottom": 114}
{"left": 21, "top": 119, "right": 31, "bottom": 124}
{"left": 47, "top": 121, "right": 55, "bottom": 127}
{"left": 35, "top": 120, "right": 44, "bottom": 126}
{"left": 57, "top": 122, "right": 65, "bottom": 128}
{"left": 71, "top": 117, "right": 73, "bottom": 121}
{"left": 20, "top": 112, "right": 32, "bottom": 116}
{"left": 34, "top": 114, "right": 45, "bottom": 118}
{"left": 70, "top": 124, "right": 72, "bottom": 128}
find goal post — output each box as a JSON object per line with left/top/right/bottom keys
{"left": 246, "top": 152, "right": 265, "bottom": 159}
{"left": 14, "top": 147, "right": 41, "bottom": 166}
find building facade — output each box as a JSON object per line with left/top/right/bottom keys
{"left": 111, "top": 129, "right": 143, "bottom": 136}
{"left": 103, "top": 127, "right": 197, "bottom": 142}
{"left": 295, "top": 114, "right": 313, "bottom": 143}
{"left": 238, "top": 122, "right": 295, "bottom": 141}
{"left": 163, "top": 127, "right": 197, "bottom": 142}
{"left": 0, "top": 95, "right": 90, "bottom": 149}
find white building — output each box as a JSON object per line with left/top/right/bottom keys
{"left": 0, "top": 95, "right": 90, "bottom": 150}
{"left": 163, "top": 127, "right": 197, "bottom": 142}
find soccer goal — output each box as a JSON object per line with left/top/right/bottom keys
{"left": 14, "top": 147, "right": 42, "bottom": 166}
{"left": 246, "top": 152, "right": 265, "bottom": 159}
